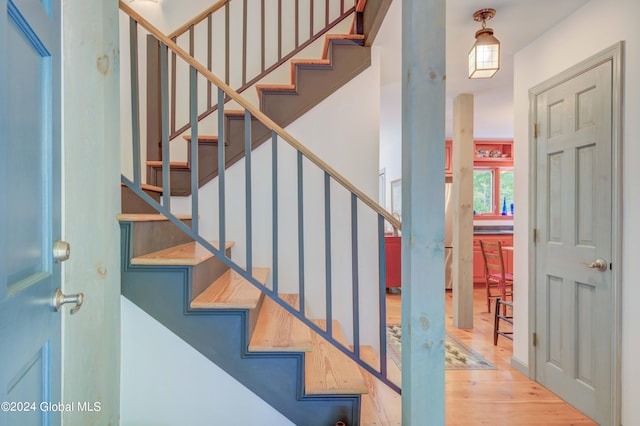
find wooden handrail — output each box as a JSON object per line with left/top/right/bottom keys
{"left": 120, "top": 1, "right": 401, "bottom": 231}
{"left": 168, "top": 0, "right": 229, "bottom": 40}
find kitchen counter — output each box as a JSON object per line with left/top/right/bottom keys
{"left": 473, "top": 225, "right": 513, "bottom": 235}
{"left": 474, "top": 229, "right": 513, "bottom": 235}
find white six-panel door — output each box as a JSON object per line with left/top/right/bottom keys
{"left": 534, "top": 59, "right": 614, "bottom": 425}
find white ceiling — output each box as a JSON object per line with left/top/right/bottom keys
{"left": 375, "top": 0, "right": 591, "bottom": 139}
{"left": 443, "top": 0, "right": 591, "bottom": 139}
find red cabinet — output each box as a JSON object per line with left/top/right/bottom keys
{"left": 385, "top": 236, "right": 401, "bottom": 288}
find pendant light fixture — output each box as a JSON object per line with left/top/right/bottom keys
{"left": 468, "top": 8, "right": 500, "bottom": 79}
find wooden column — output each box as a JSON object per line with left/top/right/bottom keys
{"left": 401, "top": 0, "right": 446, "bottom": 424}
{"left": 452, "top": 94, "right": 474, "bottom": 328}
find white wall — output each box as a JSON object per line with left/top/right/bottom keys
{"left": 513, "top": 0, "right": 640, "bottom": 423}
{"left": 375, "top": 0, "right": 402, "bottom": 212}
{"left": 120, "top": 297, "right": 294, "bottom": 426}
{"left": 62, "top": 0, "right": 121, "bottom": 424}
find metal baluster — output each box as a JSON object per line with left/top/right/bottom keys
{"left": 129, "top": 18, "right": 141, "bottom": 187}
{"left": 189, "top": 26, "right": 194, "bottom": 56}
{"left": 207, "top": 15, "right": 212, "bottom": 109}
{"left": 218, "top": 88, "right": 226, "bottom": 253}
{"left": 297, "top": 151, "right": 305, "bottom": 315}
{"left": 351, "top": 193, "right": 359, "bottom": 357}
{"left": 325, "top": 0, "right": 329, "bottom": 28}
{"left": 278, "top": 0, "right": 282, "bottom": 60}
{"left": 190, "top": 66, "right": 199, "bottom": 233}
{"left": 245, "top": 109, "right": 253, "bottom": 274}
{"left": 261, "top": 0, "right": 265, "bottom": 73}
{"left": 272, "top": 131, "right": 279, "bottom": 295}
{"left": 294, "top": 0, "right": 299, "bottom": 48}
{"left": 310, "top": 0, "right": 314, "bottom": 38}
{"left": 160, "top": 43, "right": 171, "bottom": 209}
{"left": 324, "top": 172, "right": 333, "bottom": 337}
{"left": 378, "top": 214, "right": 388, "bottom": 378}
{"left": 170, "top": 46, "right": 177, "bottom": 135}
{"left": 225, "top": 2, "right": 230, "bottom": 85}
{"left": 242, "top": 0, "right": 247, "bottom": 86}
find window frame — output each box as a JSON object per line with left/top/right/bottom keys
{"left": 473, "top": 166, "right": 514, "bottom": 220}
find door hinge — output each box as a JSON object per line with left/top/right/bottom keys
{"left": 533, "top": 228, "right": 538, "bottom": 243}
{"left": 532, "top": 332, "right": 537, "bottom": 347}
{"left": 534, "top": 123, "right": 539, "bottom": 138}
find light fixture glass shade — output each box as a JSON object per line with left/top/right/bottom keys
{"left": 468, "top": 30, "right": 500, "bottom": 79}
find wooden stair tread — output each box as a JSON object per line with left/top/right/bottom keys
{"left": 117, "top": 213, "right": 191, "bottom": 222}
{"left": 182, "top": 134, "right": 218, "bottom": 143}
{"left": 191, "top": 268, "right": 269, "bottom": 309}
{"left": 224, "top": 109, "right": 248, "bottom": 117}
{"left": 146, "top": 160, "right": 189, "bottom": 169}
{"left": 140, "top": 183, "right": 163, "bottom": 192}
{"left": 305, "top": 320, "right": 368, "bottom": 395}
{"left": 358, "top": 346, "right": 402, "bottom": 425}
{"left": 322, "top": 34, "right": 365, "bottom": 58}
{"left": 256, "top": 83, "right": 296, "bottom": 91}
{"left": 249, "top": 294, "right": 312, "bottom": 352}
{"left": 131, "top": 241, "right": 234, "bottom": 266}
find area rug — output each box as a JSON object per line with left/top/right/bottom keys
{"left": 386, "top": 325, "right": 496, "bottom": 370}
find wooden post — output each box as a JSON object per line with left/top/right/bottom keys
{"left": 452, "top": 94, "right": 474, "bottom": 328}
{"left": 401, "top": 0, "right": 446, "bottom": 424}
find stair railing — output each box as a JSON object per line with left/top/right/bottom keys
{"left": 163, "top": 0, "right": 359, "bottom": 143}
{"left": 121, "top": 1, "right": 401, "bottom": 394}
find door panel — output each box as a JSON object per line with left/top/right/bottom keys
{"left": 0, "top": 0, "right": 61, "bottom": 423}
{"left": 535, "top": 60, "right": 613, "bottom": 424}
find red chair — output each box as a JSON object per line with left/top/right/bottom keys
{"left": 479, "top": 240, "right": 513, "bottom": 313}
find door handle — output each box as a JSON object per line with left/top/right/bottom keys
{"left": 583, "top": 258, "right": 607, "bottom": 272}
{"left": 53, "top": 288, "right": 84, "bottom": 314}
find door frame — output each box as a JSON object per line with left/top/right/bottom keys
{"left": 527, "top": 41, "right": 624, "bottom": 425}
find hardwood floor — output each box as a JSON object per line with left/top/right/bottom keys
{"left": 385, "top": 288, "right": 596, "bottom": 425}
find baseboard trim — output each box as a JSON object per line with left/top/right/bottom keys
{"left": 510, "top": 356, "right": 529, "bottom": 377}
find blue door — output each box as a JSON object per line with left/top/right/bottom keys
{"left": 0, "top": 0, "right": 62, "bottom": 424}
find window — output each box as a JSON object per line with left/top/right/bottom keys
{"left": 500, "top": 170, "right": 514, "bottom": 215}
{"left": 473, "top": 170, "right": 494, "bottom": 214}
{"left": 473, "top": 168, "right": 514, "bottom": 217}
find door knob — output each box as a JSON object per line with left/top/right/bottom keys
{"left": 53, "top": 288, "right": 84, "bottom": 314}
{"left": 583, "top": 258, "right": 607, "bottom": 272}
{"left": 53, "top": 240, "right": 71, "bottom": 263}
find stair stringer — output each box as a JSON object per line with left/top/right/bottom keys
{"left": 120, "top": 222, "right": 361, "bottom": 426}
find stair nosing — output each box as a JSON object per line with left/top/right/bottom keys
{"left": 117, "top": 213, "right": 192, "bottom": 222}
{"left": 130, "top": 240, "right": 234, "bottom": 266}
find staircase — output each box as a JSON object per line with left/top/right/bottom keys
{"left": 119, "top": 1, "right": 400, "bottom": 424}
{"left": 141, "top": 0, "right": 391, "bottom": 197}
{"left": 119, "top": 214, "right": 400, "bottom": 425}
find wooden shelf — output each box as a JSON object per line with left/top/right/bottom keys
{"left": 473, "top": 140, "right": 513, "bottom": 166}
{"left": 445, "top": 140, "right": 514, "bottom": 174}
